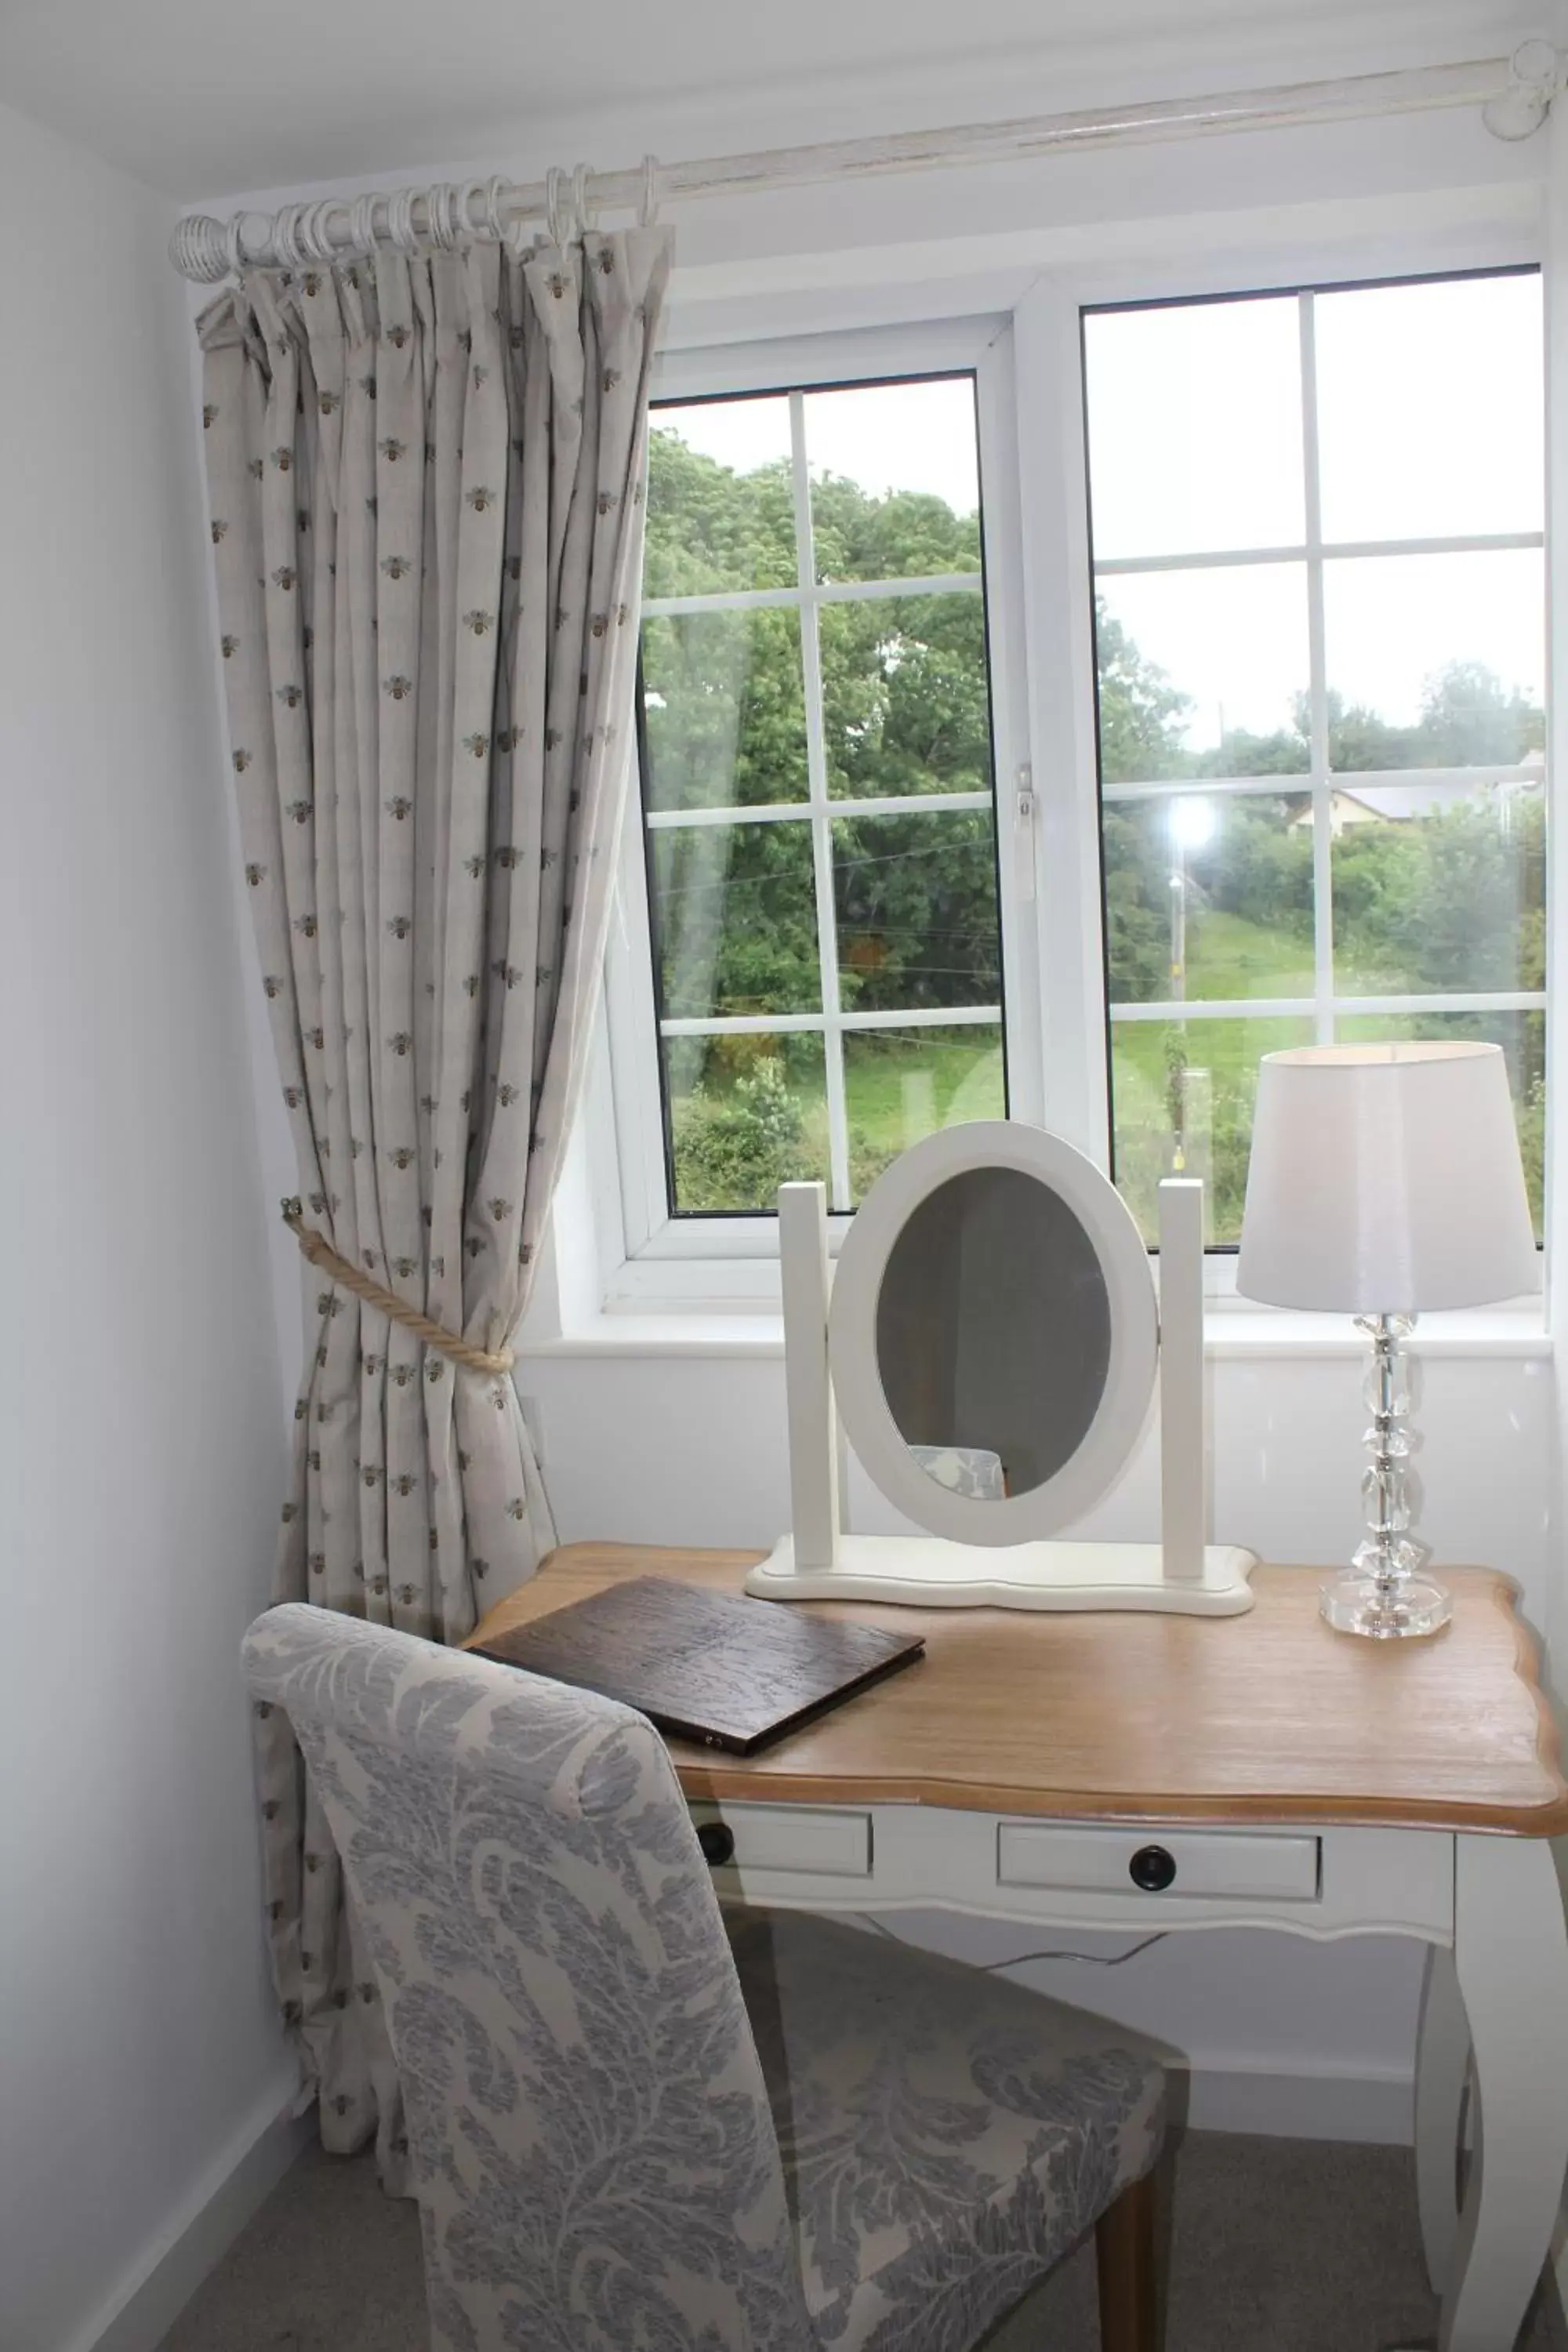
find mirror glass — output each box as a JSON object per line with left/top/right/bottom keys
{"left": 874, "top": 1166, "right": 1112, "bottom": 1501}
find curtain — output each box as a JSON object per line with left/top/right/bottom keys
{"left": 199, "top": 224, "right": 671, "bottom": 2181}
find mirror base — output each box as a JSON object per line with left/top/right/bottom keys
{"left": 746, "top": 1534, "right": 1258, "bottom": 1614}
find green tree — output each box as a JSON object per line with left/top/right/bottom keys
{"left": 1418, "top": 661, "right": 1544, "bottom": 767}
{"left": 643, "top": 419, "right": 1545, "bottom": 1226}
{"left": 644, "top": 426, "right": 1006, "bottom": 1034}
{"left": 1095, "top": 604, "right": 1191, "bottom": 786}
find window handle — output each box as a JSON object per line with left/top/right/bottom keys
{"left": 1015, "top": 764, "right": 1037, "bottom": 903}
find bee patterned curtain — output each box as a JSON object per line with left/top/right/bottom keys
{"left": 198, "top": 225, "right": 671, "bottom": 2184}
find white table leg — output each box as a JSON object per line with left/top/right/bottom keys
{"left": 1439, "top": 1835, "right": 1568, "bottom": 2352}
{"left": 1416, "top": 1942, "right": 1471, "bottom": 2296}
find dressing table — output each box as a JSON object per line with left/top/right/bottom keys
{"left": 470, "top": 1542, "right": 1568, "bottom": 2352}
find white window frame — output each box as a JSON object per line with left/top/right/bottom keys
{"left": 600, "top": 314, "right": 1041, "bottom": 1305}
{"left": 586, "top": 216, "right": 1547, "bottom": 1319}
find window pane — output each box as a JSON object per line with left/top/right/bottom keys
{"left": 1103, "top": 793, "right": 1315, "bottom": 1007}
{"left": 1088, "top": 271, "right": 1547, "bottom": 1256}
{"left": 832, "top": 811, "right": 1000, "bottom": 1013}
{"left": 1110, "top": 1016, "right": 1316, "bottom": 1246}
{"left": 845, "top": 1024, "right": 1005, "bottom": 1200}
{"left": 1083, "top": 297, "right": 1305, "bottom": 561}
{"left": 806, "top": 379, "right": 982, "bottom": 583}
{"left": 641, "top": 609, "right": 808, "bottom": 812}
{"left": 821, "top": 590, "right": 993, "bottom": 799}
{"left": 1095, "top": 567, "right": 1310, "bottom": 785}
{"left": 1323, "top": 550, "right": 1544, "bottom": 771}
{"left": 652, "top": 820, "right": 820, "bottom": 1018}
{"left": 1333, "top": 1010, "right": 1544, "bottom": 1241}
{"left": 1316, "top": 274, "right": 1544, "bottom": 543}
{"left": 666, "top": 1033, "right": 829, "bottom": 1214}
{"left": 1330, "top": 778, "right": 1545, "bottom": 996}
{"left": 646, "top": 398, "right": 796, "bottom": 594}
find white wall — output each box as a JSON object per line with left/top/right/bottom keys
{"left": 0, "top": 32, "right": 1543, "bottom": 2350}
{"left": 0, "top": 100, "right": 296, "bottom": 2352}
{"left": 189, "top": 21, "right": 1563, "bottom": 2153}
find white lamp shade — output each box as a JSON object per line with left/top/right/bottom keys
{"left": 1235, "top": 1042, "right": 1539, "bottom": 1314}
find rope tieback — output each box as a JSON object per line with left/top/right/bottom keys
{"left": 281, "top": 1199, "right": 516, "bottom": 1377}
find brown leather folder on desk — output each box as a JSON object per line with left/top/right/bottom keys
{"left": 471, "top": 1572, "right": 924, "bottom": 1755}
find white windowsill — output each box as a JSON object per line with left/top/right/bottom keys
{"left": 516, "top": 1295, "right": 1551, "bottom": 1363}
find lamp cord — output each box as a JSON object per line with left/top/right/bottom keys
{"left": 855, "top": 1915, "right": 1168, "bottom": 1972}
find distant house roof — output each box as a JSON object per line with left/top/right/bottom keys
{"left": 1288, "top": 772, "right": 1541, "bottom": 829}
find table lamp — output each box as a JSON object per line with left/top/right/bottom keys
{"left": 1236, "top": 1041, "right": 1538, "bottom": 1639}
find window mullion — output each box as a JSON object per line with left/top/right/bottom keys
{"left": 789, "top": 390, "right": 852, "bottom": 1210}
{"left": 1300, "top": 289, "right": 1335, "bottom": 1048}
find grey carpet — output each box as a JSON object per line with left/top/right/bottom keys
{"left": 158, "top": 2129, "right": 1561, "bottom": 2352}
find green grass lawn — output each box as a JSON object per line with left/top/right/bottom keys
{"left": 670, "top": 906, "right": 1541, "bottom": 1233}
{"left": 840, "top": 1028, "right": 1004, "bottom": 1193}
{"left": 1166, "top": 907, "right": 1316, "bottom": 1002}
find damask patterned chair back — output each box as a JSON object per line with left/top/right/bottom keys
{"left": 242, "top": 1603, "right": 814, "bottom": 2352}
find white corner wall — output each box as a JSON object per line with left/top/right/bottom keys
{"left": 0, "top": 100, "right": 296, "bottom": 2352}
{"left": 207, "top": 61, "right": 1563, "bottom": 2151}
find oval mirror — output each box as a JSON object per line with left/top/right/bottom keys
{"left": 829, "top": 1122, "right": 1158, "bottom": 1547}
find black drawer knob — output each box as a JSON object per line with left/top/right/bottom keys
{"left": 1129, "top": 1844, "right": 1177, "bottom": 1893}
{"left": 697, "top": 1820, "right": 736, "bottom": 1868}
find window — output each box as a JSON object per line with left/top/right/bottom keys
{"left": 596, "top": 274, "right": 1547, "bottom": 1302}
{"left": 1083, "top": 271, "right": 1546, "bottom": 1245}
{"left": 635, "top": 370, "right": 1007, "bottom": 1218}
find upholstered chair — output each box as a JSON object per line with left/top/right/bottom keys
{"left": 243, "top": 1603, "right": 1166, "bottom": 2352}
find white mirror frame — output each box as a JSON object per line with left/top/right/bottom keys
{"left": 827, "top": 1120, "right": 1159, "bottom": 1547}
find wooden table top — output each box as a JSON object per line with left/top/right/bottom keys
{"left": 467, "top": 1544, "right": 1568, "bottom": 1836}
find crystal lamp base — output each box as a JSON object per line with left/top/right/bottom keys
{"left": 1319, "top": 1570, "right": 1454, "bottom": 1640}
{"left": 1319, "top": 1311, "right": 1453, "bottom": 1640}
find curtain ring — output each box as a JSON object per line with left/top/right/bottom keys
{"left": 386, "top": 187, "right": 421, "bottom": 254}
{"left": 572, "top": 162, "right": 598, "bottom": 232}
{"left": 272, "top": 202, "right": 309, "bottom": 273}
{"left": 546, "top": 165, "right": 568, "bottom": 247}
{"left": 639, "top": 154, "right": 661, "bottom": 228}
{"left": 449, "top": 179, "right": 488, "bottom": 243}
{"left": 224, "top": 211, "right": 252, "bottom": 279}
{"left": 348, "top": 192, "right": 382, "bottom": 258}
{"left": 478, "top": 174, "right": 510, "bottom": 242}
{"left": 426, "top": 183, "right": 460, "bottom": 252}
{"left": 300, "top": 199, "right": 339, "bottom": 265}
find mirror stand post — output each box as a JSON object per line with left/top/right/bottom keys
{"left": 779, "top": 1182, "right": 840, "bottom": 1572}
{"left": 1158, "top": 1178, "right": 1207, "bottom": 1585}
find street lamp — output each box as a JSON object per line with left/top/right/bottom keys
{"left": 1167, "top": 798, "right": 1214, "bottom": 1000}
{"left": 1167, "top": 799, "right": 1214, "bottom": 1174}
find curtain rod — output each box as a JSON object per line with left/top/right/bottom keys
{"left": 169, "top": 42, "right": 1559, "bottom": 283}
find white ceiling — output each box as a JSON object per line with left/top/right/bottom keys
{"left": 0, "top": 0, "right": 1534, "bottom": 201}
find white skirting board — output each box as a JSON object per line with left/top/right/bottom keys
{"left": 1177, "top": 2057, "right": 1414, "bottom": 2145}
{"left": 746, "top": 1533, "right": 1258, "bottom": 1614}
{"left": 68, "top": 2075, "right": 307, "bottom": 2352}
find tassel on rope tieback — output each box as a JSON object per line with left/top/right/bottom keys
{"left": 281, "top": 1199, "right": 515, "bottom": 1377}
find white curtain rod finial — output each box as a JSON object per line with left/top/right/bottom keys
{"left": 169, "top": 213, "right": 230, "bottom": 283}
{"left": 1483, "top": 38, "right": 1560, "bottom": 140}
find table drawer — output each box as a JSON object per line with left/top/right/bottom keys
{"left": 996, "top": 1822, "right": 1321, "bottom": 1903}
{"left": 691, "top": 1802, "right": 873, "bottom": 1879}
